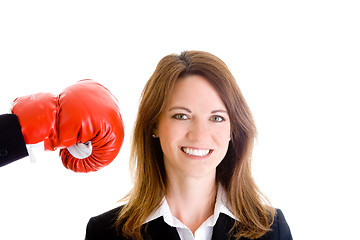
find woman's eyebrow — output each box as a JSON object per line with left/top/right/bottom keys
{"left": 211, "top": 109, "right": 228, "bottom": 114}
{"left": 168, "top": 106, "right": 192, "bottom": 113}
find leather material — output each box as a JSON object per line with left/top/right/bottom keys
{"left": 11, "top": 79, "right": 124, "bottom": 172}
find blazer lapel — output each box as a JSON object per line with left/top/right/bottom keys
{"left": 145, "top": 214, "right": 236, "bottom": 240}
{"left": 211, "top": 213, "right": 237, "bottom": 240}
{"left": 145, "top": 217, "right": 181, "bottom": 240}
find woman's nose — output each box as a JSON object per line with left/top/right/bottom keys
{"left": 186, "top": 119, "right": 210, "bottom": 142}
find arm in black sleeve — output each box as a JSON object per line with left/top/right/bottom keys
{"left": 0, "top": 114, "right": 28, "bottom": 167}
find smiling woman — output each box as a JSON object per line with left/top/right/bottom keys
{"left": 85, "top": 51, "right": 292, "bottom": 240}
{"left": 156, "top": 75, "right": 231, "bottom": 182}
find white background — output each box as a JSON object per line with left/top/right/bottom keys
{"left": 0, "top": 1, "right": 359, "bottom": 239}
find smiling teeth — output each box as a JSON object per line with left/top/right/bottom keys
{"left": 182, "top": 147, "right": 210, "bottom": 157}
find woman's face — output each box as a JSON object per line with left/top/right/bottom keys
{"left": 157, "top": 75, "right": 231, "bottom": 180}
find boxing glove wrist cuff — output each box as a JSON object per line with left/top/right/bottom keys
{"left": 26, "top": 142, "right": 46, "bottom": 163}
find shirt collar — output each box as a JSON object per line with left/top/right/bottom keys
{"left": 144, "top": 184, "right": 237, "bottom": 227}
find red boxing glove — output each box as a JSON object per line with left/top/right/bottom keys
{"left": 11, "top": 79, "right": 124, "bottom": 172}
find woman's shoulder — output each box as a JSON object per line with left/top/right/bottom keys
{"left": 85, "top": 206, "right": 125, "bottom": 240}
{"left": 91, "top": 206, "right": 123, "bottom": 223}
{"left": 258, "top": 208, "right": 292, "bottom": 240}
{"left": 273, "top": 209, "right": 292, "bottom": 235}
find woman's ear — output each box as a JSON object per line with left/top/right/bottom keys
{"left": 152, "top": 125, "right": 159, "bottom": 138}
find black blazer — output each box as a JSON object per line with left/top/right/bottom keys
{"left": 0, "top": 114, "right": 28, "bottom": 167}
{"left": 85, "top": 207, "right": 292, "bottom": 240}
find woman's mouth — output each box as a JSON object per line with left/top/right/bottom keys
{"left": 181, "top": 147, "right": 212, "bottom": 157}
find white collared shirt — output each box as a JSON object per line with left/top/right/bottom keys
{"left": 144, "top": 185, "right": 237, "bottom": 240}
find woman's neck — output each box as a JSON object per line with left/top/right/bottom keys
{"left": 165, "top": 174, "right": 218, "bottom": 235}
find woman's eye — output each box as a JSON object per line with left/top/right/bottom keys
{"left": 172, "top": 114, "right": 189, "bottom": 120}
{"left": 210, "top": 115, "right": 225, "bottom": 122}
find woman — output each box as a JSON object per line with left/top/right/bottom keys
{"left": 85, "top": 51, "right": 292, "bottom": 240}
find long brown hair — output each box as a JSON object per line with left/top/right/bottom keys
{"left": 116, "top": 51, "right": 275, "bottom": 239}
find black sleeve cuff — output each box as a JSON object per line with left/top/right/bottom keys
{"left": 0, "top": 114, "right": 28, "bottom": 167}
